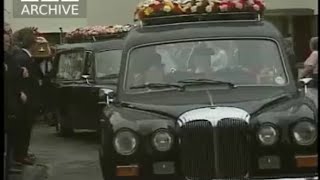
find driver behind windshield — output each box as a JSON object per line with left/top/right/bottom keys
{"left": 188, "top": 46, "right": 215, "bottom": 78}
{"left": 132, "top": 52, "right": 165, "bottom": 85}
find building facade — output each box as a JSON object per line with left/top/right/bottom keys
{"left": 264, "top": 0, "right": 318, "bottom": 62}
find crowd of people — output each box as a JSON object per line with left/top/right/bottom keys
{"left": 4, "top": 24, "right": 54, "bottom": 179}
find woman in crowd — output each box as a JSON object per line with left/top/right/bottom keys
{"left": 301, "top": 37, "right": 318, "bottom": 88}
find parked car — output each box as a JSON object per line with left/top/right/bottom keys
{"left": 98, "top": 3, "right": 318, "bottom": 180}
{"left": 51, "top": 25, "right": 132, "bottom": 136}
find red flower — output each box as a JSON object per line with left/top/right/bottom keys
{"left": 172, "top": 3, "right": 183, "bottom": 13}
{"left": 150, "top": 3, "right": 163, "bottom": 12}
{"left": 253, "top": 0, "right": 265, "bottom": 11}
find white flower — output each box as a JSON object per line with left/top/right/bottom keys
{"left": 182, "top": 0, "right": 192, "bottom": 4}
{"left": 163, "top": 5, "right": 172, "bottom": 12}
{"left": 205, "top": 5, "right": 213, "bottom": 12}
{"left": 196, "top": 2, "right": 202, "bottom": 6}
{"left": 253, "top": 4, "right": 260, "bottom": 11}
{"left": 191, "top": 6, "right": 198, "bottom": 12}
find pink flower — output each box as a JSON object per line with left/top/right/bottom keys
{"left": 253, "top": 4, "right": 260, "bottom": 11}
{"left": 247, "top": 0, "right": 254, "bottom": 5}
{"left": 219, "top": 4, "right": 228, "bottom": 11}
{"left": 235, "top": 2, "right": 243, "bottom": 9}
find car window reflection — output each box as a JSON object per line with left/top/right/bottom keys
{"left": 126, "top": 39, "right": 288, "bottom": 91}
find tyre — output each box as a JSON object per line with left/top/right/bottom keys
{"left": 55, "top": 109, "right": 74, "bottom": 137}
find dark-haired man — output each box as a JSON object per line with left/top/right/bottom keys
{"left": 12, "top": 28, "right": 41, "bottom": 165}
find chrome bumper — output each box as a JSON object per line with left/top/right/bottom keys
{"left": 267, "top": 177, "right": 318, "bottom": 180}
{"left": 203, "top": 177, "right": 319, "bottom": 180}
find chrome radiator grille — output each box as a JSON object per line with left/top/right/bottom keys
{"left": 180, "top": 118, "right": 251, "bottom": 179}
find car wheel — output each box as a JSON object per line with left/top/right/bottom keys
{"left": 55, "top": 109, "right": 74, "bottom": 137}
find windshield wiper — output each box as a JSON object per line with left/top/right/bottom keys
{"left": 98, "top": 73, "right": 119, "bottom": 79}
{"left": 130, "top": 82, "right": 185, "bottom": 91}
{"left": 178, "top": 78, "right": 237, "bottom": 88}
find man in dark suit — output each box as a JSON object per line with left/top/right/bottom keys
{"left": 4, "top": 28, "right": 26, "bottom": 176}
{"left": 12, "top": 28, "right": 41, "bottom": 165}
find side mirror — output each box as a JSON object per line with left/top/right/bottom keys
{"left": 81, "top": 74, "right": 90, "bottom": 84}
{"left": 98, "top": 89, "right": 115, "bottom": 106}
{"left": 298, "top": 78, "right": 313, "bottom": 94}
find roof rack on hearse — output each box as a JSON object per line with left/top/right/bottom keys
{"left": 136, "top": 12, "right": 262, "bottom": 26}
{"left": 64, "top": 24, "right": 135, "bottom": 44}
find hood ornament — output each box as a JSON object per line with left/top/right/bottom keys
{"left": 206, "top": 90, "right": 214, "bottom": 106}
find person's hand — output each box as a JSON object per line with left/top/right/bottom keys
{"left": 21, "top": 67, "right": 29, "bottom": 78}
{"left": 4, "top": 64, "right": 8, "bottom": 72}
{"left": 20, "top": 92, "right": 27, "bottom": 104}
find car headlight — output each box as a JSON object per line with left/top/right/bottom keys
{"left": 292, "top": 121, "right": 317, "bottom": 146}
{"left": 257, "top": 125, "right": 279, "bottom": 146}
{"left": 113, "top": 130, "right": 138, "bottom": 155}
{"left": 152, "top": 130, "right": 174, "bottom": 152}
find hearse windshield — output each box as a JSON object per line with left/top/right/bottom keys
{"left": 95, "top": 50, "right": 122, "bottom": 79}
{"left": 57, "top": 51, "right": 86, "bottom": 80}
{"left": 126, "top": 39, "right": 288, "bottom": 91}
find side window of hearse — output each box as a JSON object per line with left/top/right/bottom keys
{"left": 57, "top": 51, "right": 86, "bottom": 80}
{"left": 84, "top": 52, "right": 93, "bottom": 77}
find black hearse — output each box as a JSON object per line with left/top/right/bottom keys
{"left": 52, "top": 28, "right": 129, "bottom": 136}
{"left": 98, "top": 11, "right": 318, "bottom": 180}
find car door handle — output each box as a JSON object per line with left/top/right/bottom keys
{"left": 98, "top": 101, "right": 107, "bottom": 105}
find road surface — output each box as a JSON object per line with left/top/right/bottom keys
{"left": 29, "top": 124, "right": 103, "bottom": 180}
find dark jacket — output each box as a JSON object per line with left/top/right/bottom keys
{"left": 11, "top": 49, "right": 41, "bottom": 111}
{"left": 4, "top": 51, "right": 24, "bottom": 130}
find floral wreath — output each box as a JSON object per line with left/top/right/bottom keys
{"left": 65, "top": 24, "right": 135, "bottom": 43}
{"left": 134, "top": 0, "right": 266, "bottom": 21}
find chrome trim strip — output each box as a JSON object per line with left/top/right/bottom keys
{"left": 177, "top": 106, "right": 250, "bottom": 127}
{"left": 185, "top": 176, "right": 318, "bottom": 180}
{"left": 267, "top": 177, "right": 318, "bottom": 180}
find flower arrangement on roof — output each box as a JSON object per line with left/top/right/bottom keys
{"left": 134, "top": 0, "right": 266, "bottom": 21}
{"left": 65, "top": 24, "right": 134, "bottom": 43}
